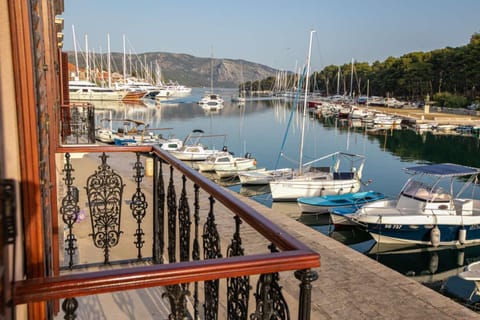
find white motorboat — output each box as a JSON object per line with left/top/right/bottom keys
{"left": 198, "top": 153, "right": 256, "bottom": 173}
{"left": 349, "top": 163, "right": 480, "bottom": 247}
{"left": 198, "top": 93, "right": 224, "bottom": 110}
{"left": 168, "top": 130, "right": 228, "bottom": 161}
{"left": 169, "top": 146, "right": 226, "bottom": 161}
{"left": 95, "top": 128, "right": 116, "bottom": 144}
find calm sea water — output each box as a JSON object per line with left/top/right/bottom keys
{"left": 93, "top": 87, "right": 480, "bottom": 310}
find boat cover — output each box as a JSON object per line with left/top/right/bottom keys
{"left": 404, "top": 163, "right": 480, "bottom": 177}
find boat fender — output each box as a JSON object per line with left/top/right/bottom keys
{"left": 430, "top": 226, "right": 440, "bottom": 247}
{"left": 458, "top": 228, "right": 467, "bottom": 245}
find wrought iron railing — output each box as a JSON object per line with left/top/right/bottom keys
{"left": 13, "top": 145, "right": 320, "bottom": 319}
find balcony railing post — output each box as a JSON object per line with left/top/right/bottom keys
{"left": 294, "top": 269, "right": 319, "bottom": 320}
{"left": 152, "top": 156, "right": 165, "bottom": 264}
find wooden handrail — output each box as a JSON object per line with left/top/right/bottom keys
{"left": 15, "top": 250, "right": 319, "bottom": 305}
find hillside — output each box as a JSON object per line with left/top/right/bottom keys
{"left": 66, "top": 51, "right": 278, "bottom": 88}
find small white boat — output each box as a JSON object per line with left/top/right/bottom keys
{"left": 95, "top": 128, "right": 116, "bottom": 144}
{"left": 238, "top": 168, "right": 293, "bottom": 185}
{"left": 168, "top": 130, "right": 228, "bottom": 161}
{"left": 170, "top": 146, "right": 226, "bottom": 161}
{"left": 269, "top": 152, "right": 366, "bottom": 201}
{"left": 158, "top": 137, "right": 183, "bottom": 151}
{"left": 198, "top": 93, "right": 224, "bottom": 110}
{"left": 198, "top": 153, "right": 256, "bottom": 172}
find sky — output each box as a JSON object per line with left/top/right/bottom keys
{"left": 61, "top": 0, "right": 480, "bottom": 72}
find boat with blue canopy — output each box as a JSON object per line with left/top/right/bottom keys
{"left": 348, "top": 163, "right": 480, "bottom": 247}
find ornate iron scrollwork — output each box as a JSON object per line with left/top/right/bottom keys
{"left": 60, "top": 153, "right": 80, "bottom": 269}
{"left": 130, "top": 153, "right": 147, "bottom": 260}
{"left": 250, "top": 245, "right": 290, "bottom": 320}
{"left": 203, "top": 196, "right": 222, "bottom": 320}
{"left": 227, "top": 216, "right": 250, "bottom": 320}
{"left": 85, "top": 153, "right": 125, "bottom": 264}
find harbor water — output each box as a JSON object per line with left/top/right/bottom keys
{"left": 91, "top": 87, "right": 480, "bottom": 311}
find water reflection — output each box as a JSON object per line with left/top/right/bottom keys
{"left": 87, "top": 89, "right": 480, "bottom": 310}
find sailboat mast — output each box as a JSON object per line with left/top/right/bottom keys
{"left": 107, "top": 33, "right": 111, "bottom": 88}
{"left": 123, "top": 34, "right": 126, "bottom": 86}
{"left": 349, "top": 58, "right": 354, "bottom": 98}
{"left": 336, "top": 66, "right": 340, "bottom": 95}
{"left": 210, "top": 46, "right": 214, "bottom": 93}
{"left": 299, "top": 29, "right": 315, "bottom": 174}
{"left": 85, "top": 34, "right": 89, "bottom": 82}
{"left": 72, "top": 25, "right": 79, "bottom": 78}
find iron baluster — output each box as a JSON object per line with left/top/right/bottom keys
{"left": 203, "top": 196, "right": 222, "bottom": 320}
{"left": 60, "top": 153, "right": 80, "bottom": 269}
{"left": 227, "top": 216, "right": 250, "bottom": 320}
{"left": 85, "top": 153, "right": 125, "bottom": 264}
{"left": 62, "top": 297, "right": 78, "bottom": 320}
{"left": 294, "top": 269, "right": 318, "bottom": 320}
{"left": 192, "top": 183, "right": 200, "bottom": 319}
{"left": 153, "top": 156, "right": 165, "bottom": 264}
{"left": 250, "top": 245, "right": 290, "bottom": 320}
{"left": 178, "top": 175, "right": 191, "bottom": 263}
{"left": 130, "top": 152, "right": 147, "bottom": 260}
{"left": 167, "top": 165, "right": 177, "bottom": 263}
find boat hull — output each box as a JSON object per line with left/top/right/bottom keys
{"left": 358, "top": 215, "right": 480, "bottom": 246}
{"left": 270, "top": 179, "right": 361, "bottom": 202}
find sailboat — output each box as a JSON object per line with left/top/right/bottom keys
{"left": 269, "top": 30, "right": 367, "bottom": 202}
{"left": 198, "top": 48, "right": 224, "bottom": 111}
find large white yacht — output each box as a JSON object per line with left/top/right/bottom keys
{"left": 69, "top": 80, "right": 126, "bottom": 101}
